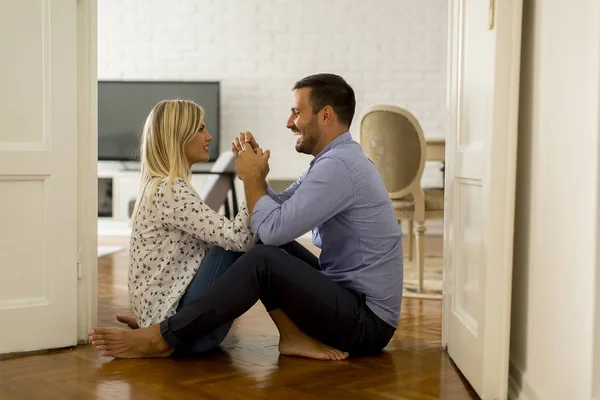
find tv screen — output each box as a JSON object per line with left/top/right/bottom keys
{"left": 98, "top": 81, "right": 220, "bottom": 161}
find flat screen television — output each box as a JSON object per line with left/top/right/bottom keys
{"left": 98, "top": 81, "right": 220, "bottom": 162}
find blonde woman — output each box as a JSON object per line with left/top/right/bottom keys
{"left": 114, "top": 99, "right": 256, "bottom": 356}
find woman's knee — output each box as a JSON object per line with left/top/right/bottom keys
{"left": 202, "top": 246, "right": 243, "bottom": 275}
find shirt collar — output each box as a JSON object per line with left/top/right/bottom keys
{"left": 310, "top": 131, "right": 352, "bottom": 166}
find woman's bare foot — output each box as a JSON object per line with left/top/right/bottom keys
{"left": 88, "top": 325, "right": 173, "bottom": 359}
{"left": 269, "top": 309, "right": 349, "bottom": 361}
{"left": 116, "top": 314, "right": 139, "bottom": 329}
{"left": 278, "top": 333, "right": 349, "bottom": 361}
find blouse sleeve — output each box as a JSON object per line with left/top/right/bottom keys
{"left": 157, "top": 179, "right": 256, "bottom": 252}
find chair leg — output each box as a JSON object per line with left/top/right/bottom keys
{"left": 415, "top": 221, "right": 426, "bottom": 293}
{"left": 408, "top": 220, "right": 414, "bottom": 261}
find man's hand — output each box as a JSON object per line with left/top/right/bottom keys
{"left": 236, "top": 143, "right": 270, "bottom": 214}
{"left": 231, "top": 131, "right": 260, "bottom": 156}
{"left": 235, "top": 143, "right": 270, "bottom": 182}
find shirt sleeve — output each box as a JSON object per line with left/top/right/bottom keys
{"left": 266, "top": 173, "right": 305, "bottom": 204}
{"left": 158, "top": 179, "right": 257, "bottom": 252}
{"left": 251, "top": 157, "right": 354, "bottom": 246}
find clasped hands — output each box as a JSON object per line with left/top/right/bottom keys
{"left": 231, "top": 131, "right": 270, "bottom": 182}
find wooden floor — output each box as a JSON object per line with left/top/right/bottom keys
{"left": 0, "top": 236, "right": 478, "bottom": 400}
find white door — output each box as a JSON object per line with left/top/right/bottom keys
{"left": 0, "top": 1, "right": 79, "bottom": 353}
{"left": 442, "top": 0, "right": 523, "bottom": 398}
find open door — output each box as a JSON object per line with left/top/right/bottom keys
{"left": 442, "top": 0, "right": 523, "bottom": 398}
{"left": 0, "top": 1, "right": 79, "bottom": 353}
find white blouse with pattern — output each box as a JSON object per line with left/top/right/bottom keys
{"left": 128, "top": 177, "right": 256, "bottom": 327}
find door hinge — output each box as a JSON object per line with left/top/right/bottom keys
{"left": 77, "top": 248, "right": 83, "bottom": 280}
{"left": 488, "top": 0, "right": 495, "bottom": 30}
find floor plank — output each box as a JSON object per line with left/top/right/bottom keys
{"left": 0, "top": 235, "right": 478, "bottom": 400}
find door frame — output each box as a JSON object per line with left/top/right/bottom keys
{"left": 594, "top": 38, "right": 600, "bottom": 399}
{"left": 440, "top": 0, "right": 455, "bottom": 351}
{"left": 77, "top": 0, "right": 98, "bottom": 343}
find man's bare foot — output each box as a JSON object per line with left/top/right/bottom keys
{"left": 88, "top": 325, "right": 173, "bottom": 359}
{"left": 269, "top": 309, "right": 348, "bottom": 361}
{"left": 116, "top": 314, "right": 139, "bottom": 329}
{"left": 279, "top": 333, "right": 349, "bottom": 361}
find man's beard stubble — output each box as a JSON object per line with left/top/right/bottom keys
{"left": 294, "top": 118, "right": 320, "bottom": 155}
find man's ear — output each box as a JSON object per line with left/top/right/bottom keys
{"left": 320, "top": 105, "right": 334, "bottom": 125}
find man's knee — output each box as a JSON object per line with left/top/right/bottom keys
{"left": 241, "top": 244, "right": 287, "bottom": 275}
{"left": 246, "top": 244, "right": 283, "bottom": 259}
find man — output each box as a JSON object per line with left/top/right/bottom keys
{"left": 89, "top": 73, "right": 403, "bottom": 360}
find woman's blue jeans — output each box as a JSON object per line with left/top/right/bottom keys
{"left": 173, "top": 246, "right": 242, "bottom": 355}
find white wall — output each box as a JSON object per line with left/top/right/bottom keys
{"left": 510, "top": 0, "right": 600, "bottom": 399}
{"left": 97, "top": 0, "right": 447, "bottom": 180}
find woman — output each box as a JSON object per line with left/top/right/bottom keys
{"left": 112, "top": 99, "right": 256, "bottom": 356}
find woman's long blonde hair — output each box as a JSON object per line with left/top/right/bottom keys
{"left": 131, "top": 99, "right": 205, "bottom": 223}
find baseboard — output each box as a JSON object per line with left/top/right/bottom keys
{"left": 508, "top": 377, "right": 524, "bottom": 400}
{"left": 508, "top": 359, "right": 543, "bottom": 400}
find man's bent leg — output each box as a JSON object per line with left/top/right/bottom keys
{"left": 164, "top": 245, "right": 391, "bottom": 355}
{"left": 278, "top": 240, "right": 321, "bottom": 270}
{"left": 248, "top": 247, "right": 394, "bottom": 355}
{"left": 161, "top": 245, "right": 349, "bottom": 360}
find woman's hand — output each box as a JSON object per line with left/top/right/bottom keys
{"left": 235, "top": 143, "right": 270, "bottom": 182}
{"left": 231, "top": 131, "right": 260, "bottom": 156}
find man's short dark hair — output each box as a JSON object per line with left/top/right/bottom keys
{"left": 293, "top": 73, "right": 356, "bottom": 127}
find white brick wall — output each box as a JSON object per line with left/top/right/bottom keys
{"left": 98, "top": 0, "right": 448, "bottom": 179}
